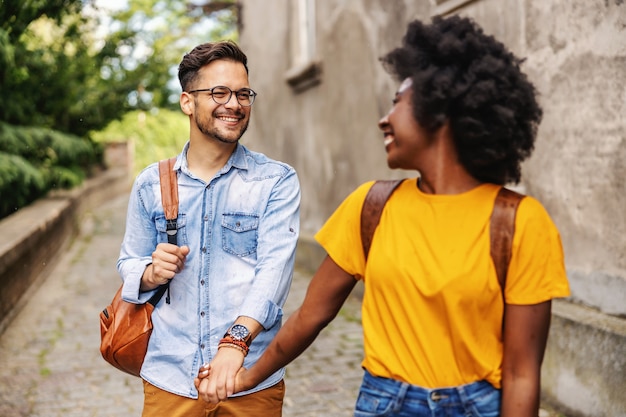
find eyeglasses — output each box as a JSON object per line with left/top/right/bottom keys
{"left": 187, "top": 86, "right": 257, "bottom": 106}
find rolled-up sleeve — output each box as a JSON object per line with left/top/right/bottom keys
{"left": 238, "top": 168, "right": 301, "bottom": 328}
{"left": 117, "top": 176, "right": 159, "bottom": 304}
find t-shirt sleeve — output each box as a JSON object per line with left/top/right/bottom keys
{"left": 314, "top": 181, "right": 374, "bottom": 278}
{"left": 506, "top": 196, "right": 571, "bottom": 304}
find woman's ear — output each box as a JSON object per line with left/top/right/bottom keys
{"left": 180, "top": 92, "right": 194, "bottom": 116}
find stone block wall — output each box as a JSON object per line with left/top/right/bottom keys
{"left": 0, "top": 144, "right": 131, "bottom": 335}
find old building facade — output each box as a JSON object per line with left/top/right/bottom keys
{"left": 237, "top": 1, "right": 626, "bottom": 416}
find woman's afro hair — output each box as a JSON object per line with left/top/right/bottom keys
{"left": 381, "top": 15, "right": 542, "bottom": 184}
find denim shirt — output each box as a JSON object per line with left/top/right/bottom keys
{"left": 117, "top": 142, "right": 300, "bottom": 398}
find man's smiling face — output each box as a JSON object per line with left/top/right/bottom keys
{"left": 188, "top": 59, "right": 251, "bottom": 144}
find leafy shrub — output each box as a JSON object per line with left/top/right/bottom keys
{"left": 0, "top": 122, "right": 102, "bottom": 219}
{"left": 0, "top": 152, "right": 46, "bottom": 217}
{"left": 91, "top": 109, "right": 187, "bottom": 176}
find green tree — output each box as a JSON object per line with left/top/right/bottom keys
{"left": 100, "top": 0, "right": 239, "bottom": 110}
{"left": 0, "top": 0, "right": 239, "bottom": 133}
{"left": 0, "top": 0, "right": 106, "bottom": 218}
{"left": 0, "top": 0, "right": 132, "bottom": 136}
{"left": 0, "top": 0, "right": 238, "bottom": 218}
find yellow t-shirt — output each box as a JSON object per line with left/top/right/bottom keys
{"left": 315, "top": 179, "right": 570, "bottom": 389}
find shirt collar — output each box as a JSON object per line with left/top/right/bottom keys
{"left": 177, "top": 141, "right": 248, "bottom": 178}
{"left": 229, "top": 143, "right": 248, "bottom": 171}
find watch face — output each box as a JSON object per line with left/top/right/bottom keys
{"left": 230, "top": 324, "right": 250, "bottom": 341}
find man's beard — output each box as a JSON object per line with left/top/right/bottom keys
{"left": 196, "top": 113, "right": 249, "bottom": 144}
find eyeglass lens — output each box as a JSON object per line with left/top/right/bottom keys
{"left": 211, "top": 86, "right": 255, "bottom": 106}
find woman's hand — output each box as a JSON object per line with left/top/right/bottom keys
{"left": 194, "top": 363, "right": 211, "bottom": 391}
{"left": 195, "top": 361, "right": 250, "bottom": 403}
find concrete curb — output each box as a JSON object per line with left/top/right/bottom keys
{"left": 542, "top": 300, "right": 626, "bottom": 417}
{"left": 0, "top": 167, "right": 130, "bottom": 336}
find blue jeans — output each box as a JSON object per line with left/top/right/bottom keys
{"left": 354, "top": 370, "right": 501, "bottom": 417}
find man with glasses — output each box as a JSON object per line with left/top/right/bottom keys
{"left": 116, "top": 40, "right": 300, "bottom": 417}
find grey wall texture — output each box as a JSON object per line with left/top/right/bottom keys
{"left": 237, "top": 1, "right": 625, "bottom": 415}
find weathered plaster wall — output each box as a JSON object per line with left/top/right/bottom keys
{"left": 239, "top": 0, "right": 625, "bottom": 314}
{"left": 238, "top": 2, "right": 625, "bottom": 414}
{"left": 521, "top": 0, "right": 626, "bottom": 317}
{"left": 239, "top": 0, "right": 428, "bottom": 236}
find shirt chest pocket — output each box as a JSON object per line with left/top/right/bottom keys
{"left": 221, "top": 213, "right": 259, "bottom": 257}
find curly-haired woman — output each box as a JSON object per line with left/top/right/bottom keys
{"left": 196, "top": 15, "right": 570, "bottom": 417}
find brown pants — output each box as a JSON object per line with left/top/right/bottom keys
{"left": 141, "top": 379, "right": 285, "bottom": 417}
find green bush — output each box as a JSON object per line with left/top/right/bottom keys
{"left": 0, "top": 108, "right": 185, "bottom": 220}
{"left": 0, "top": 122, "right": 102, "bottom": 219}
{"left": 91, "top": 109, "right": 188, "bottom": 176}
{"left": 0, "top": 152, "right": 46, "bottom": 217}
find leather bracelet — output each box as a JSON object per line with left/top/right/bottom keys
{"left": 219, "top": 337, "right": 250, "bottom": 353}
{"left": 218, "top": 342, "right": 248, "bottom": 356}
{"left": 218, "top": 337, "right": 250, "bottom": 354}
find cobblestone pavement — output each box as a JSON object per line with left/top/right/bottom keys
{"left": 0, "top": 193, "right": 564, "bottom": 417}
{"left": 0, "top": 193, "right": 362, "bottom": 417}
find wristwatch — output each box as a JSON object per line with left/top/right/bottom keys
{"left": 225, "top": 324, "right": 252, "bottom": 347}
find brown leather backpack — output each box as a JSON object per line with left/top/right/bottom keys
{"left": 99, "top": 157, "right": 178, "bottom": 377}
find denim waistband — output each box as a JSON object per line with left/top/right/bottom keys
{"left": 362, "top": 369, "right": 497, "bottom": 405}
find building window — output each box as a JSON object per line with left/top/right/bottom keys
{"left": 431, "top": 0, "right": 476, "bottom": 15}
{"left": 285, "top": 0, "right": 322, "bottom": 93}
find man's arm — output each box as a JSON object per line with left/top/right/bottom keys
{"left": 500, "top": 300, "right": 552, "bottom": 416}
{"left": 236, "top": 168, "right": 301, "bottom": 330}
{"left": 117, "top": 178, "right": 163, "bottom": 303}
{"left": 197, "top": 169, "right": 301, "bottom": 400}
{"left": 196, "top": 255, "right": 357, "bottom": 403}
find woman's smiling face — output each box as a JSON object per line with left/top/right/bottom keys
{"left": 378, "top": 78, "right": 434, "bottom": 170}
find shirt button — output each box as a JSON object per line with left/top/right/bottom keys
{"left": 200, "top": 280, "right": 205, "bottom": 285}
{"left": 200, "top": 344, "right": 205, "bottom": 349}
{"left": 200, "top": 311, "right": 205, "bottom": 317}
{"left": 201, "top": 247, "right": 206, "bottom": 253}
{"left": 204, "top": 215, "right": 209, "bottom": 221}
{"left": 236, "top": 221, "right": 241, "bottom": 227}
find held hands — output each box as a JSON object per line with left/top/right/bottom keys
{"left": 194, "top": 348, "right": 249, "bottom": 403}
{"left": 141, "top": 243, "right": 190, "bottom": 291}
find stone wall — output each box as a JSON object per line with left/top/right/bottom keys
{"left": 238, "top": 1, "right": 626, "bottom": 415}
{"left": 0, "top": 144, "right": 131, "bottom": 335}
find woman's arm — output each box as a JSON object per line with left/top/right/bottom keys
{"left": 196, "top": 255, "right": 357, "bottom": 403}
{"left": 500, "top": 300, "right": 552, "bottom": 417}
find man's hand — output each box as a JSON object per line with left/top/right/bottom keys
{"left": 195, "top": 347, "right": 247, "bottom": 403}
{"left": 140, "top": 243, "right": 189, "bottom": 291}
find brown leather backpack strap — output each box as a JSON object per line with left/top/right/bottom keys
{"left": 157, "top": 157, "right": 179, "bottom": 304}
{"left": 360, "top": 179, "right": 404, "bottom": 261}
{"left": 490, "top": 187, "right": 525, "bottom": 294}
{"left": 159, "top": 157, "right": 179, "bottom": 222}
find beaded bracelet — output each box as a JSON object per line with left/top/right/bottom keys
{"left": 218, "top": 342, "right": 248, "bottom": 356}
{"left": 219, "top": 336, "right": 249, "bottom": 348}
{"left": 219, "top": 336, "right": 250, "bottom": 355}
